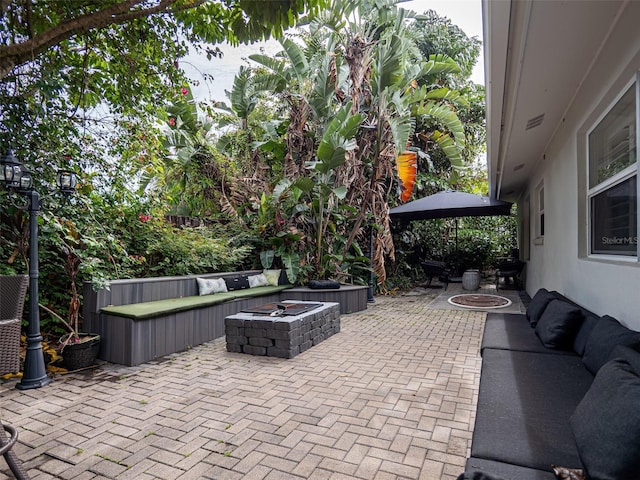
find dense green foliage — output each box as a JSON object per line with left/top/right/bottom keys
{"left": 145, "top": 0, "right": 480, "bottom": 287}
{"left": 0, "top": 0, "right": 519, "bottom": 338}
{"left": 0, "top": 0, "right": 321, "bottom": 334}
{"left": 0, "top": 195, "right": 253, "bottom": 334}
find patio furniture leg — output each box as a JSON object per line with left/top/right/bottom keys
{"left": 0, "top": 422, "right": 30, "bottom": 480}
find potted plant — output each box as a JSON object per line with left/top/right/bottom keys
{"left": 42, "top": 222, "right": 101, "bottom": 371}
{"left": 40, "top": 303, "right": 100, "bottom": 371}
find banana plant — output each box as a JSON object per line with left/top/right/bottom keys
{"left": 309, "top": 102, "right": 364, "bottom": 277}
{"left": 226, "top": 0, "right": 471, "bottom": 286}
{"left": 335, "top": 4, "right": 468, "bottom": 286}
{"left": 256, "top": 176, "right": 312, "bottom": 283}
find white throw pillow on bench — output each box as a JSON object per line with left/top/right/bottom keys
{"left": 197, "top": 277, "right": 228, "bottom": 295}
{"left": 262, "top": 269, "right": 281, "bottom": 286}
{"left": 248, "top": 273, "right": 269, "bottom": 288}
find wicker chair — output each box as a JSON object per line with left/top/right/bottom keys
{"left": 0, "top": 275, "right": 28, "bottom": 375}
{"left": 0, "top": 275, "right": 31, "bottom": 480}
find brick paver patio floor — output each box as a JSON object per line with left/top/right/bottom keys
{"left": 0, "top": 293, "right": 487, "bottom": 480}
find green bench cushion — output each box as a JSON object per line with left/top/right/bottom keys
{"left": 100, "top": 285, "right": 292, "bottom": 320}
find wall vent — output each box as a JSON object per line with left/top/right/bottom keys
{"left": 525, "top": 114, "right": 545, "bottom": 130}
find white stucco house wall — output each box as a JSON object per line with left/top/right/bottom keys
{"left": 483, "top": 0, "right": 640, "bottom": 329}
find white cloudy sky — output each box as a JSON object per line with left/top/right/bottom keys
{"left": 182, "top": 0, "right": 483, "bottom": 102}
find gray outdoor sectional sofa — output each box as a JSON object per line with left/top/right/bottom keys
{"left": 459, "top": 288, "right": 640, "bottom": 480}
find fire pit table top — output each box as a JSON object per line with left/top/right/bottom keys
{"left": 240, "top": 302, "right": 324, "bottom": 317}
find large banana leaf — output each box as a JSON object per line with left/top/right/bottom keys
{"left": 374, "top": 33, "right": 404, "bottom": 95}
{"left": 310, "top": 55, "right": 334, "bottom": 120}
{"left": 260, "top": 250, "right": 275, "bottom": 269}
{"left": 282, "top": 252, "right": 301, "bottom": 283}
{"left": 387, "top": 111, "right": 414, "bottom": 157}
{"left": 292, "top": 176, "right": 315, "bottom": 193}
{"left": 316, "top": 103, "right": 365, "bottom": 173}
{"left": 415, "top": 101, "right": 466, "bottom": 149}
{"left": 315, "top": 143, "right": 353, "bottom": 174}
{"left": 248, "top": 53, "right": 287, "bottom": 76}
{"left": 280, "top": 37, "right": 309, "bottom": 85}
{"left": 425, "top": 87, "right": 469, "bottom": 108}
{"left": 272, "top": 178, "right": 292, "bottom": 203}
{"left": 230, "top": 66, "right": 257, "bottom": 120}
{"left": 432, "top": 130, "right": 464, "bottom": 169}
{"left": 309, "top": 0, "right": 352, "bottom": 35}
{"left": 419, "top": 54, "right": 462, "bottom": 77}
{"left": 251, "top": 71, "right": 288, "bottom": 94}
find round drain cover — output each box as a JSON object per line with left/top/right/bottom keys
{"left": 448, "top": 294, "right": 512, "bottom": 309}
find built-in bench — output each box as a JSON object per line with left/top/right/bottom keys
{"left": 83, "top": 271, "right": 293, "bottom": 366}
{"left": 83, "top": 271, "right": 368, "bottom": 367}
{"left": 282, "top": 285, "right": 368, "bottom": 314}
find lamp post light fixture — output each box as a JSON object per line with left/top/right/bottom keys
{"left": 0, "top": 149, "right": 77, "bottom": 390}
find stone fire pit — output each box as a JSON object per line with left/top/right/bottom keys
{"left": 224, "top": 300, "right": 340, "bottom": 358}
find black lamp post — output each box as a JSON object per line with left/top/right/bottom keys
{"left": 1, "top": 150, "right": 77, "bottom": 390}
{"left": 367, "top": 218, "right": 375, "bottom": 303}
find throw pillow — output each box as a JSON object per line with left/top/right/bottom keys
{"left": 571, "top": 313, "right": 599, "bottom": 356}
{"left": 308, "top": 279, "right": 341, "bottom": 289}
{"left": 262, "top": 269, "right": 281, "bottom": 286}
{"left": 224, "top": 275, "right": 250, "bottom": 291}
{"left": 534, "top": 299, "right": 583, "bottom": 349}
{"left": 582, "top": 315, "right": 640, "bottom": 375}
{"left": 570, "top": 357, "right": 640, "bottom": 480}
{"left": 196, "top": 277, "right": 227, "bottom": 296}
{"left": 526, "top": 288, "right": 556, "bottom": 327}
{"left": 248, "top": 273, "right": 269, "bottom": 288}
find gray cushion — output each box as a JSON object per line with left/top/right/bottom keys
{"left": 534, "top": 300, "right": 583, "bottom": 349}
{"left": 526, "top": 288, "right": 556, "bottom": 327}
{"left": 465, "top": 458, "right": 557, "bottom": 480}
{"left": 571, "top": 312, "right": 600, "bottom": 356}
{"left": 471, "top": 349, "right": 591, "bottom": 471}
{"left": 456, "top": 472, "right": 507, "bottom": 480}
{"left": 481, "top": 313, "right": 576, "bottom": 356}
{"left": 582, "top": 315, "right": 640, "bottom": 375}
{"left": 570, "top": 353, "right": 640, "bottom": 480}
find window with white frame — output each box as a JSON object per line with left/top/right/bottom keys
{"left": 588, "top": 77, "right": 638, "bottom": 257}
